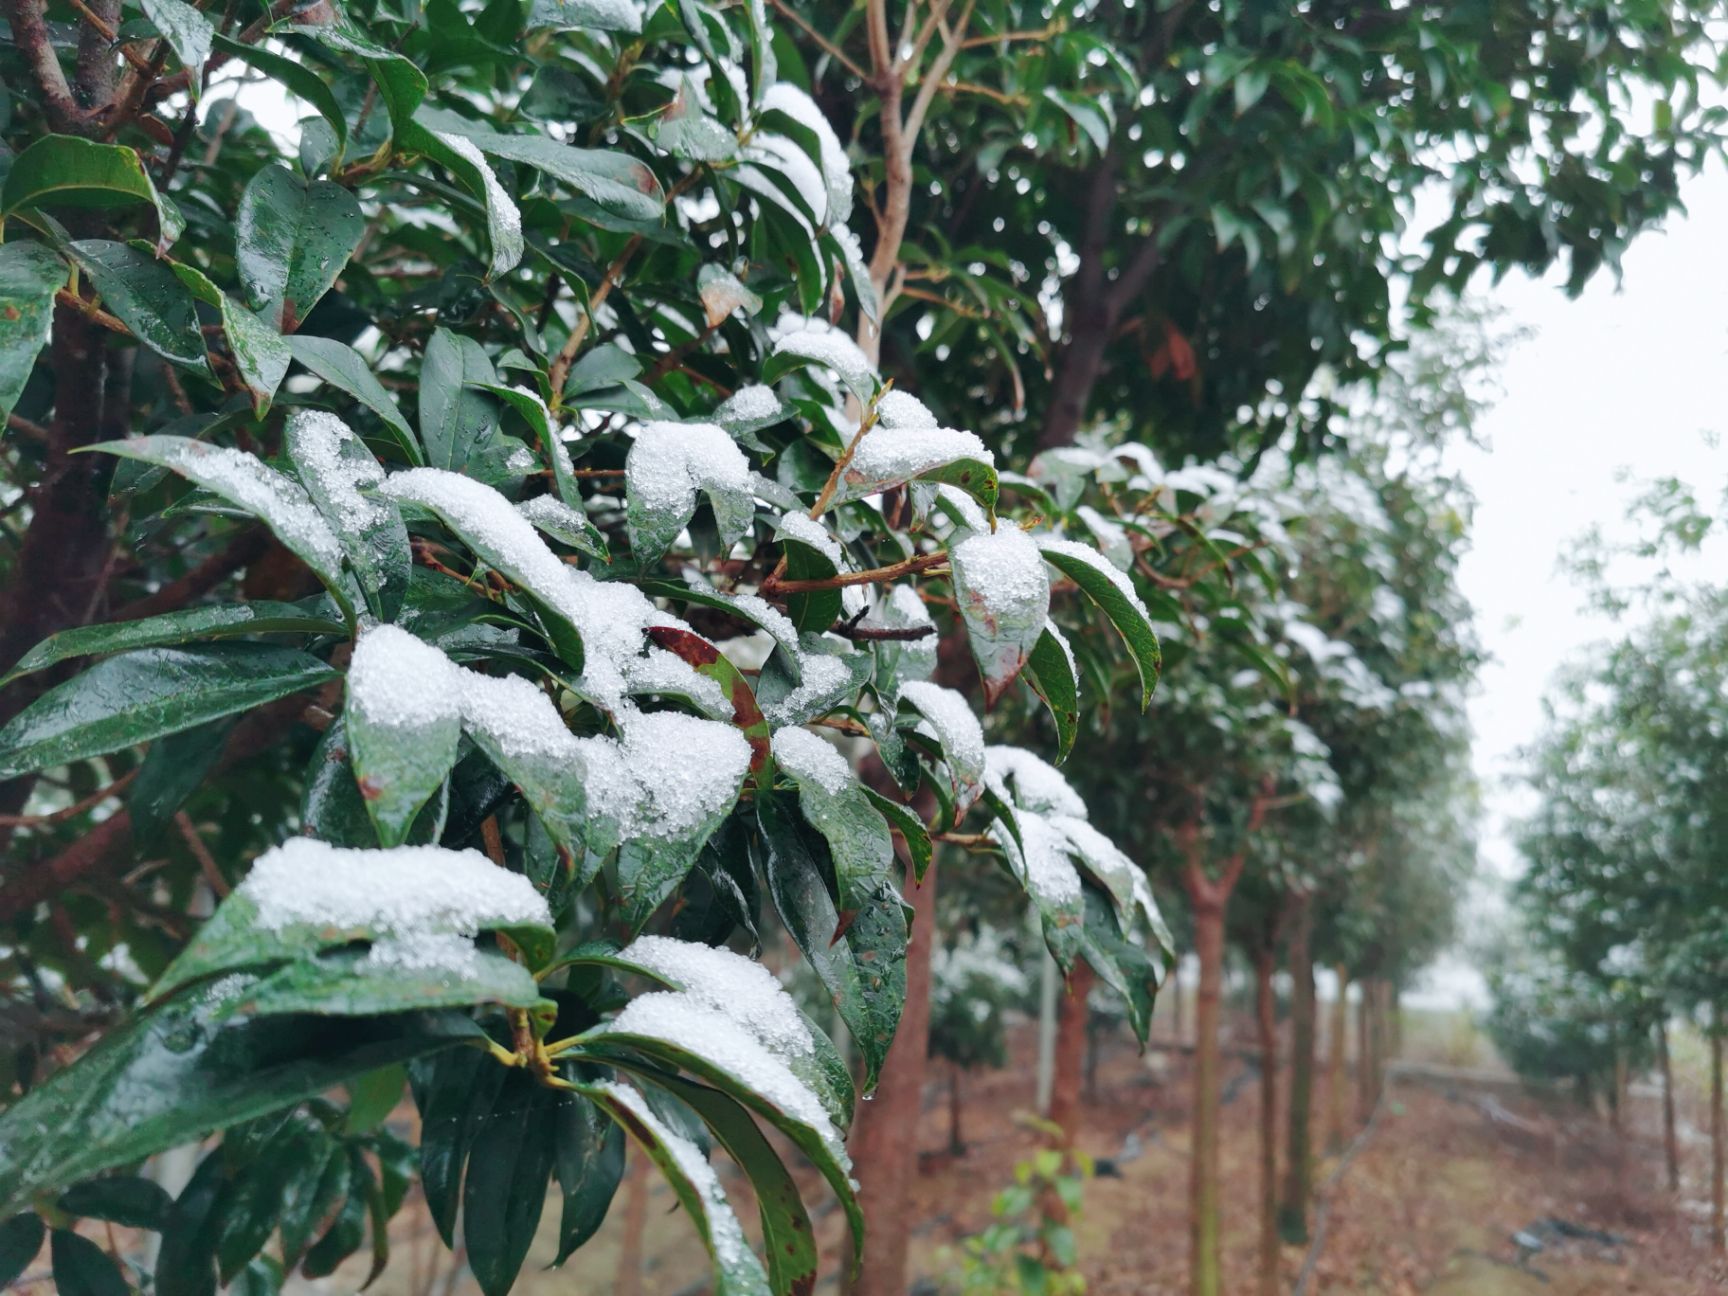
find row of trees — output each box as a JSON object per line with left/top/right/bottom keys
{"left": 1, "top": 0, "right": 1722, "bottom": 1294}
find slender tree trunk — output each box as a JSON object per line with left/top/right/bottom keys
{"left": 1254, "top": 949, "right": 1279, "bottom": 1296}
{"left": 1386, "top": 985, "right": 1402, "bottom": 1060}
{"left": 1036, "top": 944, "right": 1059, "bottom": 1115}
{"left": 1189, "top": 898, "right": 1227, "bottom": 1296}
{"left": 1356, "top": 981, "right": 1374, "bottom": 1123}
{"left": 844, "top": 862, "right": 940, "bottom": 1296}
{"left": 1085, "top": 1012, "right": 1101, "bottom": 1103}
{"left": 1659, "top": 1019, "right": 1680, "bottom": 1192}
{"left": 1279, "top": 894, "right": 1315, "bottom": 1243}
{"left": 947, "top": 1060, "right": 964, "bottom": 1157}
{"left": 1049, "top": 960, "right": 1096, "bottom": 1142}
{"left": 614, "top": 1145, "right": 650, "bottom": 1296}
{"left": 1610, "top": 1032, "right": 1626, "bottom": 1135}
{"left": 1173, "top": 958, "right": 1187, "bottom": 1042}
{"left": 1712, "top": 1010, "right": 1724, "bottom": 1254}
{"left": 1326, "top": 965, "right": 1349, "bottom": 1154}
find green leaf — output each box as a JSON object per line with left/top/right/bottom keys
{"left": 0, "top": 644, "right": 336, "bottom": 778}
{"left": 345, "top": 1064, "right": 407, "bottom": 1134}
{"left": 0, "top": 994, "right": 477, "bottom": 1216}
{"left": 528, "top": 0, "right": 643, "bottom": 32}
{"left": 1, "top": 601, "right": 343, "bottom": 686}
{"left": 235, "top": 165, "right": 364, "bottom": 332}
{"left": 214, "top": 35, "right": 347, "bottom": 155}
{"left": 651, "top": 1074, "right": 822, "bottom": 1294}
{"left": 1039, "top": 538, "right": 1161, "bottom": 709}
{"left": 755, "top": 794, "right": 906, "bottom": 1090}
{"left": 287, "top": 335, "right": 419, "bottom": 464}
{"left": 67, "top": 238, "right": 204, "bottom": 368}
{"left": 232, "top": 944, "right": 546, "bottom": 1017}
{"left": 1, "top": 135, "right": 181, "bottom": 244}
{"left": 418, "top": 326, "right": 499, "bottom": 472}
{"left": 401, "top": 119, "right": 524, "bottom": 278}
{"left": 776, "top": 738, "right": 896, "bottom": 914}
{"left": 277, "top": 1133, "right": 346, "bottom": 1268}
{"left": 0, "top": 1214, "right": 43, "bottom": 1287}
{"left": 777, "top": 529, "right": 843, "bottom": 634}
{"left": 863, "top": 786, "right": 932, "bottom": 881}
{"left": 449, "top": 127, "right": 664, "bottom": 223}
{"left": 578, "top": 1081, "right": 773, "bottom": 1296}
{"left": 551, "top": 1093, "right": 624, "bottom": 1263}
{"left": 296, "top": 23, "right": 428, "bottom": 139}
{"left": 286, "top": 411, "right": 411, "bottom": 622}
{"left": 951, "top": 527, "right": 1050, "bottom": 706}
{"left": 0, "top": 240, "right": 64, "bottom": 423}
{"left": 51, "top": 1229, "right": 128, "bottom": 1296}
{"left": 1024, "top": 623, "right": 1080, "bottom": 763}
{"left": 162, "top": 259, "right": 291, "bottom": 414}
{"left": 58, "top": 1175, "right": 174, "bottom": 1230}
{"left": 342, "top": 627, "right": 461, "bottom": 846}
{"left": 89, "top": 436, "right": 348, "bottom": 599}
{"left": 462, "top": 1073, "right": 561, "bottom": 1296}
{"left": 129, "top": 718, "right": 234, "bottom": 847}
{"left": 410, "top": 1047, "right": 504, "bottom": 1246}
{"left": 141, "top": 0, "right": 214, "bottom": 97}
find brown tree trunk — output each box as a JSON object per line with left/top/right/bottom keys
{"left": 1049, "top": 960, "right": 1096, "bottom": 1143}
{"left": 1188, "top": 896, "right": 1228, "bottom": 1296}
{"left": 1356, "top": 981, "right": 1374, "bottom": 1123}
{"left": 1279, "top": 894, "right": 1315, "bottom": 1243}
{"left": 614, "top": 1145, "right": 650, "bottom": 1296}
{"left": 1713, "top": 1011, "right": 1724, "bottom": 1254}
{"left": 1172, "top": 957, "right": 1186, "bottom": 1042}
{"left": 1659, "top": 1019, "right": 1680, "bottom": 1192}
{"left": 1610, "top": 1032, "right": 1626, "bottom": 1135}
{"left": 1326, "top": 965, "right": 1349, "bottom": 1154}
{"left": 1253, "top": 948, "right": 1279, "bottom": 1296}
{"left": 947, "top": 1060, "right": 964, "bottom": 1157}
{"left": 844, "top": 862, "right": 940, "bottom": 1296}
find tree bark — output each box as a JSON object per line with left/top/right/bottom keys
{"left": 1172, "top": 957, "right": 1186, "bottom": 1042}
{"left": 614, "top": 1144, "right": 650, "bottom": 1296}
{"left": 1713, "top": 1011, "right": 1724, "bottom": 1254}
{"left": 1253, "top": 948, "right": 1279, "bottom": 1296}
{"left": 844, "top": 860, "right": 939, "bottom": 1296}
{"left": 1355, "top": 981, "right": 1374, "bottom": 1124}
{"left": 1326, "top": 966, "right": 1349, "bottom": 1154}
{"left": 1279, "top": 893, "right": 1315, "bottom": 1243}
{"left": 1659, "top": 1019, "right": 1680, "bottom": 1192}
{"left": 947, "top": 1060, "right": 964, "bottom": 1157}
{"left": 1049, "top": 960, "right": 1096, "bottom": 1142}
{"left": 1188, "top": 896, "right": 1228, "bottom": 1296}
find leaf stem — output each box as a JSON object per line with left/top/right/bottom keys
{"left": 762, "top": 549, "right": 948, "bottom": 595}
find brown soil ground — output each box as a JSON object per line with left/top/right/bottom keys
{"left": 268, "top": 1001, "right": 1728, "bottom": 1293}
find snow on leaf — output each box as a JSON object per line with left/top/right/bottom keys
{"left": 985, "top": 745, "right": 1088, "bottom": 819}
{"left": 898, "top": 680, "right": 984, "bottom": 812}
{"left": 774, "top": 726, "right": 896, "bottom": 914}
{"left": 1039, "top": 535, "right": 1161, "bottom": 709}
{"left": 759, "top": 83, "right": 853, "bottom": 222}
{"left": 625, "top": 420, "right": 754, "bottom": 561}
{"left": 345, "top": 625, "right": 462, "bottom": 846}
{"left": 837, "top": 424, "right": 995, "bottom": 505}
{"left": 767, "top": 318, "right": 876, "bottom": 400}
{"left": 286, "top": 410, "right": 410, "bottom": 620}
{"left": 951, "top": 526, "right": 1050, "bottom": 704}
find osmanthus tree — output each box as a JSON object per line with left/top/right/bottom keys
{"left": 0, "top": 1, "right": 1184, "bottom": 1292}
{"left": 783, "top": 0, "right": 1727, "bottom": 464}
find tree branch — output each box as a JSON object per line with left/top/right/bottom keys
{"left": 4, "top": 0, "right": 82, "bottom": 132}
{"left": 768, "top": 0, "right": 867, "bottom": 79}
{"left": 761, "top": 549, "right": 948, "bottom": 595}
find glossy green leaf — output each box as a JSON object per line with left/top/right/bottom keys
{"left": 296, "top": 23, "right": 429, "bottom": 138}
{"left": 1024, "top": 622, "right": 1080, "bottom": 763}
{"left": 51, "top": 1229, "right": 128, "bottom": 1296}
{"left": 231, "top": 944, "right": 546, "bottom": 1017}
{"left": 236, "top": 165, "right": 364, "bottom": 332}
{"left": 67, "top": 238, "right": 205, "bottom": 368}
{"left": 0, "top": 601, "right": 342, "bottom": 686}
{"left": 286, "top": 411, "right": 411, "bottom": 622}
{"left": 89, "top": 436, "right": 348, "bottom": 598}
{"left": 863, "top": 786, "right": 932, "bottom": 881}
{"left": 452, "top": 128, "right": 664, "bottom": 223}
{"left": 401, "top": 120, "right": 524, "bottom": 278}
{"left": 214, "top": 35, "right": 347, "bottom": 154}
{"left": 755, "top": 794, "right": 906, "bottom": 1090}
{"left": 141, "top": 0, "right": 214, "bottom": 97}
{"left": 0, "top": 644, "right": 336, "bottom": 778}
{"left": 551, "top": 1092, "right": 624, "bottom": 1263}
{"left": 1039, "top": 538, "right": 1161, "bottom": 709}
{"left": 418, "top": 326, "right": 499, "bottom": 472}
{"left": 0, "top": 1214, "right": 43, "bottom": 1287}
{"left": 776, "top": 738, "right": 896, "bottom": 914}
{"left": 410, "top": 1046, "right": 505, "bottom": 1246}
{"left": 0, "top": 240, "right": 63, "bottom": 423}
{"left": 58, "top": 1175, "right": 174, "bottom": 1230}
{"left": 652, "top": 1074, "right": 822, "bottom": 1293}
{"left": 1, "top": 135, "right": 181, "bottom": 243}
{"left": 462, "top": 1072, "right": 561, "bottom": 1296}
{"left": 287, "top": 335, "right": 419, "bottom": 464}
{"left": 578, "top": 1080, "right": 772, "bottom": 1296}
{"left": 0, "top": 992, "right": 477, "bottom": 1215}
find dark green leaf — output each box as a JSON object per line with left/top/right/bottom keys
{"left": 0, "top": 993, "right": 477, "bottom": 1216}
{"left": 50, "top": 1228, "right": 129, "bottom": 1296}
{"left": 287, "top": 412, "right": 411, "bottom": 623}
{"left": 552, "top": 1093, "right": 624, "bottom": 1263}
{"left": 67, "top": 238, "right": 204, "bottom": 368}
{"left": 0, "top": 240, "right": 64, "bottom": 423}
{"left": 288, "top": 335, "right": 419, "bottom": 463}
{"left": 58, "top": 1175, "right": 174, "bottom": 1230}
{"left": 1038, "top": 540, "right": 1161, "bottom": 709}
{"left": 0, "top": 1214, "right": 44, "bottom": 1287}
{"left": 418, "top": 326, "right": 499, "bottom": 472}
{"left": 462, "top": 1073, "right": 561, "bottom": 1296}
{"left": 1, "top": 135, "right": 181, "bottom": 243}
{"left": 141, "top": 0, "right": 214, "bottom": 97}
{"left": 863, "top": 786, "right": 932, "bottom": 881}
{"left": 236, "top": 165, "right": 365, "bottom": 332}
{"left": 0, "top": 644, "right": 336, "bottom": 778}
{"left": 214, "top": 35, "right": 347, "bottom": 154}
{"left": 1023, "top": 624, "right": 1080, "bottom": 763}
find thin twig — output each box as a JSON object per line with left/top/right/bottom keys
{"left": 762, "top": 549, "right": 948, "bottom": 595}
{"left": 175, "top": 811, "right": 232, "bottom": 898}
{"left": 769, "top": 0, "right": 867, "bottom": 79}
{"left": 0, "top": 769, "right": 139, "bottom": 827}
{"left": 6, "top": 413, "right": 52, "bottom": 445}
